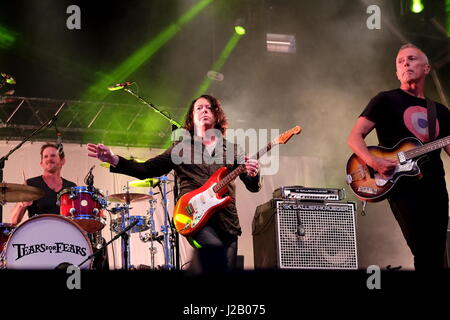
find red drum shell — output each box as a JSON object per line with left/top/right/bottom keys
{"left": 58, "top": 186, "right": 105, "bottom": 233}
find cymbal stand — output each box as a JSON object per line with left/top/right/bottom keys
{"left": 159, "top": 175, "right": 174, "bottom": 270}
{"left": 119, "top": 186, "right": 132, "bottom": 270}
{"left": 139, "top": 189, "right": 159, "bottom": 270}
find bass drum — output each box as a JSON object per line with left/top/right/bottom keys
{"left": 0, "top": 223, "right": 15, "bottom": 253}
{"left": 4, "top": 214, "right": 93, "bottom": 269}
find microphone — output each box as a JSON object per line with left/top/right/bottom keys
{"left": 55, "top": 130, "right": 63, "bottom": 157}
{"left": 1, "top": 73, "right": 16, "bottom": 85}
{"left": 85, "top": 165, "right": 95, "bottom": 188}
{"left": 107, "top": 81, "right": 133, "bottom": 91}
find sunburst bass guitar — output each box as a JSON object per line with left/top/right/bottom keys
{"left": 173, "top": 126, "right": 302, "bottom": 237}
{"left": 346, "top": 135, "right": 450, "bottom": 202}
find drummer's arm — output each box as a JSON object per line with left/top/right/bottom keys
{"left": 10, "top": 201, "right": 31, "bottom": 225}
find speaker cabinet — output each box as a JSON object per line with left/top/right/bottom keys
{"left": 252, "top": 199, "right": 358, "bottom": 270}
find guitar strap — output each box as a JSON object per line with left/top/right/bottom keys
{"left": 426, "top": 97, "right": 437, "bottom": 141}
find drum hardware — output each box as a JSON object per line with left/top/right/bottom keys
{"left": 0, "top": 223, "right": 15, "bottom": 269}
{"left": 88, "top": 231, "right": 104, "bottom": 250}
{"left": 138, "top": 190, "right": 160, "bottom": 269}
{"left": 157, "top": 175, "right": 175, "bottom": 270}
{"left": 79, "top": 218, "right": 139, "bottom": 269}
{"left": 108, "top": 202, "right": 133, "bottom": 270}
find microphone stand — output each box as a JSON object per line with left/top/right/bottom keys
{"left": 0, "top": 110, "right": 62, "bottom": 221}
{"left": 171, "top": 124, "right": 180, "bottom": 271}
{"left": 120, "top": 87, "right": 182, "bottom": 270}
{"left": 123, "top": 88, "right": 182, "bottom": 128}
{"left": 79, "top": 218, "right": 140, "bottom": 269}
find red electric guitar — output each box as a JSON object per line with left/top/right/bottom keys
{"left": 173, "top": 126, "right": 302, "bottom": 237}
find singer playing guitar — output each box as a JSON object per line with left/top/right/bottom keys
{"left": 347, "top": 44, "right": 450, "bottom": 270}
{"left": 87, "top": 94, "right": 261, "bottom": 272}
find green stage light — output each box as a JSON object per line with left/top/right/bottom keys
{"left": 79, "top": 0, "right": 213, "bottom": 147}
{"left": 234, "top": 25, "right": 246, "bottom": 35}
{"left": 411, "top": 0, "right": 424, "bottom": 13}
{"left": 194, "top": 32, "right": 242, "bottom": 98}
{"left": 446, "top": 0, "right": 450, "bottom": 37}
{"left": 80, "top": 0, "right": 213, "bottom": 104}
{"left": 0, "top": 25, "right": 17, "bottom": 49}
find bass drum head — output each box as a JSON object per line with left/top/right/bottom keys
{"left": 4, "top": 214, "right": 93, "bottom": 269}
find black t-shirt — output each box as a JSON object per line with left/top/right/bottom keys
{"left": 361, "top": 89, "right": 450, "bottom": 179}
{"left": 26, "top": 176, "right": 77, "bottom": 217}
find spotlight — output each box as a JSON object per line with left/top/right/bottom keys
{"left": 234, "top": 25, "right": 246, "bottom": 35}
{"left": 410, "top": 0, "right": 424, "bottom": 13}
{"left": 234, "top": 18, "right": 246, "bottom": 35}
{"left": 266, "top": 33, "right": 296, "bottom": 53}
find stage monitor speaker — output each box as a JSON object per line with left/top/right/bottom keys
{"left": 252, "top": 199, "right": 358, "bottom": 270}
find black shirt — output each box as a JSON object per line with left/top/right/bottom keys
{"left": 361, "top": 88, "right": 450, "bottom": 179}
{"left": 26, "top": 176, "right": 77, "bottom": 217}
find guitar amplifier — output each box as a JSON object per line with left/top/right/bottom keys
{"left": 273, "top": 186, "right": 345, "bottom": 201}
{"left": 252, "top": 199, "right": 358, "bottom": 270}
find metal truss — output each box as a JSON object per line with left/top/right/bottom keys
{"left": 0, "top": 96, "right": 178, "bottom": 148}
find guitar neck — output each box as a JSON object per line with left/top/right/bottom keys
{"left": 213, "top": 142, "right": 274, "bottom": 193}
{"left": 405, "top": 136, "right": 450, "bottom": 160}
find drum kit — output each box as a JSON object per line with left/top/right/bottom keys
{"left": 0, "top": 176, "right": 175, "bottom": 270}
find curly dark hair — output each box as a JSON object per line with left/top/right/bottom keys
{"left": 183, "top": 94, "right": 228, "bottom": 135}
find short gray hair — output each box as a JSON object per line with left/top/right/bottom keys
{"left": 398, "top": 43, "right": 429, "bottom": 64}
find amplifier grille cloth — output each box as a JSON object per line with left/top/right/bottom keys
{"left": 276, "top": 202, "right": 358, "bottom": 269}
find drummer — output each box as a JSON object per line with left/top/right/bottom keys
{"left": 10, "top": 143, "right": 76, "bottom": 225}
{"left": 9, "top": 143, "right": 110, "bottom": 270}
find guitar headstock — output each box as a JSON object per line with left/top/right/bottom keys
{"left": 275, "top": 126, "right": 302, "bottom": 145}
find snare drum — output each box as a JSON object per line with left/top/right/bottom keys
{"left": 0, "top": 223, "right": 15, "bottom": 253}
{"left": 112, "top": 215, "right": 150, "bottom": 234}
{"left": 4, "top": 215, "right": 93, "bottom": 269}
{"left": 58, "top": 186, "right": 106, "bottom": 233}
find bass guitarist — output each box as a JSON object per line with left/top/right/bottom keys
{"left": 347, "top": 44, "right": 450, "bottom": 270}
{"left": 87, "top": 94, "right": 261, "bottom": 272}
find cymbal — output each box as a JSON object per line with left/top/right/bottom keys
{"left": 108, "top": 192, "right": 152, "bottom": 203}
{"left": 0, "top": 183, "right": 45, "bottom": 203}
{"left": 129, "top": 178, "right": 160, "bottom": 188}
